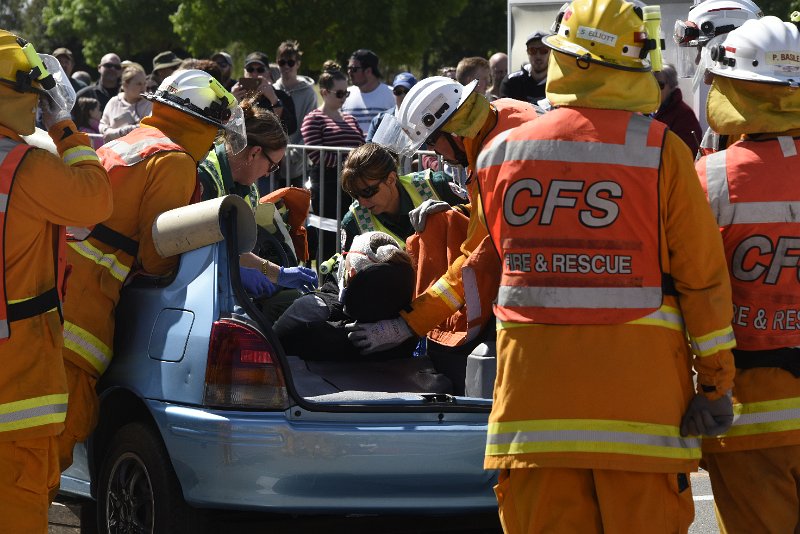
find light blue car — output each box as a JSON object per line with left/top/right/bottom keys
{"left": 59, "top": 198, "right": 498, "bottom": 532}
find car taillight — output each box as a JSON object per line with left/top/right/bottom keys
{"left": 204, "top": 320, "right": 289, "bottom": 410}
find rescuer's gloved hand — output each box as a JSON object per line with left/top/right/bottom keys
{"left": 680, "top": 391, "right": 734, "bottom": 437}
{"left": 346, "top": 317, "right": 413, "bottom": 354}
{"left": 277, "top": 266, "right": 318, "bottom": 290}
{"left": 409, "top": 199, "right": 451, "bottom": 233}
{"left": 240, "top": 267, "right": 277, "bottom": 298}
{"left": 40, "top": 94, "right": 72, "bottom": 130}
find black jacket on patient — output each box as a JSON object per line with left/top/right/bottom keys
{"left": 274, "top": 260, "right": 417, "bottom": 361}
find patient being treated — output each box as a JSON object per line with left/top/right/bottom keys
{"left": 274, "top": 231, "right": 418, "bottom": 360}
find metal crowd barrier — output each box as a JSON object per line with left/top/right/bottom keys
{"left": 260, "top": 144, "right": 445, "bottom": 266}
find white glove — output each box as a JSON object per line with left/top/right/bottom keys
{"left": 680, "top": 391, "right": 734, "bottom": 437}
{"left": 346, "top": 318, "right": 414, "bottom": 354}
{"left": 408, "top": 199, "right": 451, "bottom": 233}
{"left": 40, "top": 95, "right": 72, "bottom": 130}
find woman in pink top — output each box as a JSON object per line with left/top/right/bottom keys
{"left": 300, "top": 60, "right": 364, "bottom": 260}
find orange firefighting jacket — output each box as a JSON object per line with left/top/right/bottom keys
{"left": 260, "top": 187, "right": 312, "bottom": 262}
{"left": 406, "top": 209, "right": 501, "bottom": 347}
{"left": 400, "top": 99, "right": 538, "bottom": 337}
{"left": 698, "top": 134, "right": 800, "bottom": 452}
{"left": 482, "top": 107, "right": 667, "bottom": 325}
{"left": 0, "top": 121, "right": 111, "bottom": 441}
{"left": 478, "top": 107, "right": 736, "bottom": 473}
{"left": 62, "top": 105, "right": 219, "bottom": 378}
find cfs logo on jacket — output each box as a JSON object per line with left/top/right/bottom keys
{"left": 502, "top": 178, "right": 633, "bottom": 275}
{"left": 732, "top": 235, "right": 800, "bottom": 285}
{"left": 503, "top": 178, "right": 622, "bottom": 228}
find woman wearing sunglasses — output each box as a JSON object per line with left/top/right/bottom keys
{"left": 339, "top": 143, "right": 466, "bottom": 253}
{"left": 300, "top": 60, "right": 365, "bottom": 261}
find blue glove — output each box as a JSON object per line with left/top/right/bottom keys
{"left": 239, "top": 267, "right": 277, "bottom": 298}
{"left": 277, "top": 266, "right": 318, "bottom": 290}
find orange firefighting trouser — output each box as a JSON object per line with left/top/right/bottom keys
{"left": 0, "top": 436, "right": 60, "bottom": 533}
{"left": 56, "top": 360, "right": 98, "bottom": 476}
{"left": 494, "top": 467, "right": 694, "bottom": 534}
{"left": 705, "top": 446, "right": 800, "bottom": 534}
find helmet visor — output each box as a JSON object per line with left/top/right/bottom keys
{"left": 372, "top": 113, "right": 420, "bottom": 157}
{"left": 676, "top": 44, "right": 702, "bottom": 78}
{"left": 39, "top": 54, "right": 76, "bottom": 112}
{"left": 674, "top": 20, "right": 702, "bottom": 47}
{"left": 224, "top": 104, "right": 247, "bottom": 155}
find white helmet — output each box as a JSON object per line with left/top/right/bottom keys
{"left": 709, "top": 16, "right": 800, "bottom": 86}
{"left": 145, "top": 69, "right": 247, "bottom": 153}
{"left": 373, "top": 76, "right": 477, "bottom": 156}
{"left": 674, "top": 0, "right": 762, "bottom": 78}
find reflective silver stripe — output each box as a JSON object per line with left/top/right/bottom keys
{"left": 703, "top": 150, "right": 729, "bottom": 224}
{"left": 68, "top": 241, "right": 131, "bottom": 282}
{"left": 0, "top": 319, "right": 7, "bottom": 339}
{"left": 732, "top": 406, "right": 800, "bottom": 427}
{"left": 0, "top": 138, "right": 17, "bottom": 165}
{"left": 723, "top": 201, "right": 800, "bottom": 225}
{"left": 63, "top": 323, "right": 111, "bottom": 371}
{"left": 62, "top": 147, "right": 99, "bottom": 165}
{"left": 0, "top": 401, "right": 67, "bottom": 424}
{"left": 498, "top": 285, "right": 662, "bottom": 309}
{"left": 486, "top": 428, "right": 700, "bottom": 450}
{"left": 477, "top": 114, "right": 661, "bottom": 170}
{"left": 690, "top": 329, "right": 736, "bottom": 356}
{"left": 0, "top": 193, "right": 7, "bottom": 213}
{"left": 461, "top": 265, "right": 482, "bottom": 322}
{"left": 105, "top": 136, "right": 167, "bottom": 166}
{"left": 778, "top": 136, "right": 797, "bottom": 158}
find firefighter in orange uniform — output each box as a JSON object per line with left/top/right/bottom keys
{"left": 696, "top": 16, "right": 800, "bottom": 533}
{"left": 347, "top": 77, "right": 539, "bottom": 355}
{"left": 475, "top": 0, "right": 737, "bottom": 531}
{"left": 56, "top": 69, "right": 247, "bottom": 478}
{"left": 0, "top": 31, "right": 112, "bottom": 531}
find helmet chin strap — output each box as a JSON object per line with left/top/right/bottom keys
{"left": 443, "top": 133, "right": 468, "bottom": 166}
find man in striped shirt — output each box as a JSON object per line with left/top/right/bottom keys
{"left": 342, "top": 49, "right": 394, "bottom": 133}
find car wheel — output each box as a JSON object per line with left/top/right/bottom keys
{"left": 96, "top": 421, "right": 200, "bottom": 534}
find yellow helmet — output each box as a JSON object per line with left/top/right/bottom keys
{"left": 544, "top": 0, "right": 657, "bottom": 72}
{"left": 0, "top": 30, "right": 35, "bottom": 90}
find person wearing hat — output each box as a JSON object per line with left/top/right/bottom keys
{"left": 211, "top": 51, "right": 235, "bottom": 90}
{"left": 75, "top": 52, "right": 122, "bottom": 112}
{"left": 499, "top": 30, "right": 551, "bottom": 105}
{"left": 274, "top": 231, "right": 418, "bottom": 362}
{"left": 696, "top": 17, "right": 800, "bottom": 533}
{"left": 473, "top": 0, "right": 736, "bottom": 530}
{"left": 232, "top": 51, "right": 297, "bottom": 135}
{"left": 151, "top": 50, "right": 182, "bottom": 84}
{"left": 342, "top": 49, "right": 394, "bottom": 133}
{"left": 53, "top": 47, "right": 86, "bottom": 92}
{"left": 365, "top": 71, "right": 417, "bottom": 142}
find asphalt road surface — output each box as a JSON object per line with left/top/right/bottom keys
{"left": 49, "top": 470, "right": 720, "bottom": 533}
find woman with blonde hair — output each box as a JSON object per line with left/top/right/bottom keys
{"left": 99, "top": 65, "right": 152, "bottom": 142}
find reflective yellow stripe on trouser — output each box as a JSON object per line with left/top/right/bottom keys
{"left": 724, "top": 396, "right": 800, "bottom": 437}
{"left": 68, "top": 241, "right": 131, "bottom": 282}
{"left": 0, "top": 394, "right": 68, "bottom": 433}
{"left": 63, "top": 321, "right": 112, "bottom": 375}
{"left": 486, "top": 418, "right": 701, "bottom": 460}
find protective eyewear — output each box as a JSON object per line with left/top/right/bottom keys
{"left": 246, "top": 65, "right": 266, "bottom": 73}
{"left": 392, "top": 86, "right": 408, "bottom": 96}
{"left": 425, "top": 130, "right": 443, "bottom": 147}
{"left": 347, "top": 65, "right": 365, "bottom": 72}
{"left": 101, "top": 63, "right": 122, "bottom": 70}
{"left": 348, "top": 182, "right": 382, "bottom": 199}
{"left": 527, "top": 47, "right": 550, "bottom": 56}
{"left": 331, "top": 89, "right": 350, "bottom": 99}
{"left": 264, "top": 150, "right": 280, "bottom": 174}
{"left": 278, "top": 59, "right": 296, "bottom": 68}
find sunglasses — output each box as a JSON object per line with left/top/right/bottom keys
{"left": 347, "top": 65, "right": 364, "bottom": 72}
{"left": 246, "top": 65, "right": 266, "bottom": 73}
{"left": 348, "top": 182, "right": 382, "bottom": 199}
{"left": 101, "top": 63, "right": 122, "bottom": 70}
{"left": 425, "top": 130, "right": 443, "bottom": 147}
{"left": 393, "top": 86, "right": 408, "bottom": 96}
{"left": 328, "top": 89, "right": 350, "bottom": 99}
{"left": 278, "top": 59, "right": 297, "bottom": 68}
{"left": 527, "top": 47, "right": 550, "bottom": 56}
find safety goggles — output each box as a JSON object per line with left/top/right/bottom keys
{"left": 246, "top": 64, "right": 267, "bottom": 73}
{"left": 393, "top": 86, "right": 408, "bottom": 96}
{"left": 278, "top": 59, "right": 296, "bottom": 68}
{"left": 348, "top": 182, "right": 382, "bottom": 199}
